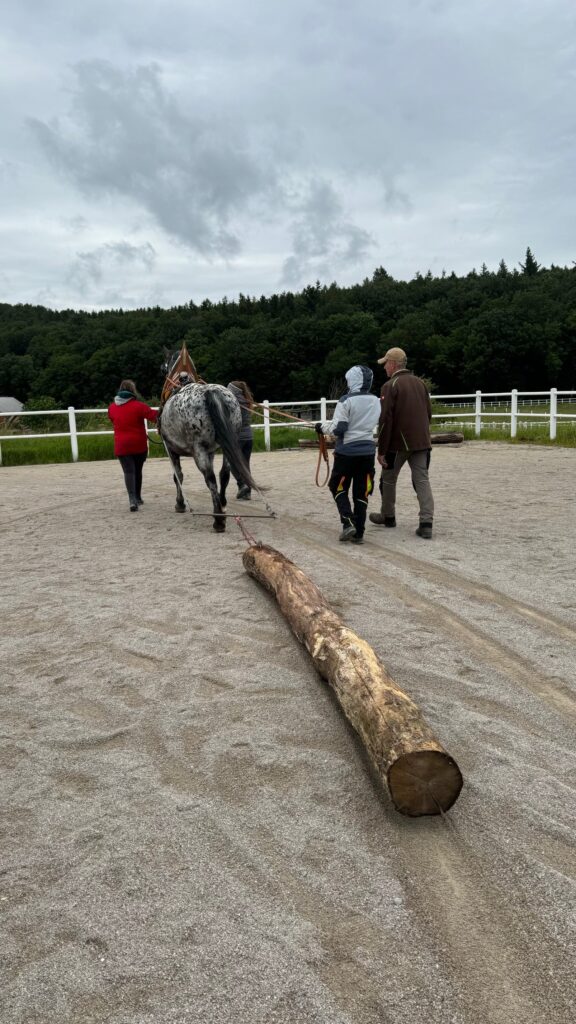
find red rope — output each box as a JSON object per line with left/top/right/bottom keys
{"left": 315, "top": 433, "right": 330, "bottom": 487}
{"left": 234, "top": 516, "right": 259, "bottom": 546}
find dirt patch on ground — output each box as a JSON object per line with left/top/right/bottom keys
{"left": 1, "top": 443, "right": 575, "bottom": 1024}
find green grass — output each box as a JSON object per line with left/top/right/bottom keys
{"left": 0, "top": 426, "right": 318, "bottom": 466}
{"left": 452, "top": 423, "right": 576, "bottom": 445}
{"left": 252, "top": 426, "right": 317, "bottom": 451}
{"left": 433, "top": 400, "right": 576, "bottom": 416}
{"left": 2, "top": 420, "right": 575, "bottom": 467}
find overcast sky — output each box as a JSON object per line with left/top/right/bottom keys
{"left": 1, "top": 0, "right": 575, "bottom": 311}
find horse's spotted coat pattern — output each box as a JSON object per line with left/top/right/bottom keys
{"left": 159, "top": 382, "right": 253, "bottom": 531}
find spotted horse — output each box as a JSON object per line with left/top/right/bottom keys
{"left": 158, "top": 349, "right": 258, "bottom": 531}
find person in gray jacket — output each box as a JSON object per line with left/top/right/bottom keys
{"left": 225, "top": 380, "right": 254, "bottom": 499}
{"left": 316, "top": 365, "right": 381, "bottom": 543}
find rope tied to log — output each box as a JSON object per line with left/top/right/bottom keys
{"left": 234, "top": 515, "right": 260, "bottom": 546}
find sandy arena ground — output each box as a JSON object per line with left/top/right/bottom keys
{"left": 1, "top": 442, "right": 575, "bottom": 1024}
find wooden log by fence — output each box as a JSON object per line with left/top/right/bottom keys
{"left": 243, "top": 543, "right": 463, "bottom": 816}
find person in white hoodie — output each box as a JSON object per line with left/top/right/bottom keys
{"left": 315, "top": 365, "right": 381, "bottom": 543}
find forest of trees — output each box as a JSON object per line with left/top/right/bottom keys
{"left": 0, "top": 249, "right": 575, "bottom": 407}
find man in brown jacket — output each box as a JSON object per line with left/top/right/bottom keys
{"left": 369, "top": 347, "right": 434, "bottom": 539}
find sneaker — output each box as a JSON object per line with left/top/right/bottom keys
{"left": 339, "top": 520, "right": 357, "bottom": 542}
{"left": 415, "top": 522, "right": 432, "bottom": 539}
{"left": 369, "top": 512, "right": 396, "bottom": 527}
{"left": 350, "top": 534, "right": 364, "bottom": 544}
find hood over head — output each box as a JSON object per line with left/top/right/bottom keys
{"left": 345, "top": 365, "right": 373, "bottom": 394}
{"left": 114, "top": 389, "right": 136, "bottom": 405}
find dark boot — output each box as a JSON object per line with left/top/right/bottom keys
{"left": 416, "top": 522, "right": 432, "bottom": 539}
{"left": 129, "top": 494, "right": 138, "bottom": 512}
{"left": 369, "top": 512, "right": 396, "bottom": 527}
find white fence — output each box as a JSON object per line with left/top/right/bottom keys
{"left": 0, "top": 389, "right": 575, "bottom": 464}
{"left": 432, "top": 388, "right": 575, "bottom": 440}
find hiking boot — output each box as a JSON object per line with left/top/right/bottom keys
{"left": 339, "top": 520, "right": 357, "bottom": 542}
{"left": 415, "top": 522, "right": 433, "bottom": 539}
{"left": 369, "top": 512, "right": 396, "bottom": 527}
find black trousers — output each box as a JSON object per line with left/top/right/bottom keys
{"left": 220, "top": 438, "right": 253, "bottom": 491}
{"left": 328, "top": 453, "right": 375, "bottom": 538}
{"left": 118, "top": 452, "right": 147, "bottom": 501}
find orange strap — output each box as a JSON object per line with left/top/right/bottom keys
{"left": 161, "top": 344, "right": 200, "bottom": 403}
{"left": 315, "top": 432, "right": 330, "bottom": 487}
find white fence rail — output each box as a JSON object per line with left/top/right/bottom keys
{"left": 0, "top": 389, "right": 575, "bottom": 464}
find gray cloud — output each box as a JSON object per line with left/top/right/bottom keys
{"left": 27, "top": 57, "right": 381, "bottom": 281}
{"left": 67, "top": 240, "right": 156, "bottom": 294}
{"left": 29, "top": 61, "right": 269, "bottom": 258}
{"left": 0, "top": 0, "right": 574, "bottom": 309}
{"left": 283, "top": 179, "right": 374, "bottom": 284}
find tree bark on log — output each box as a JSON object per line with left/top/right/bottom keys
{"left": 243, "top": 543, "right": 463, "bottom": 816}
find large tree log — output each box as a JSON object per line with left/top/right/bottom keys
{"left": 243, "top": 544, "right": 463, "bottom": 816}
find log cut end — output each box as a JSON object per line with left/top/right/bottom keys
{"left": 387, "top": 750, "right": 463, "bottom": 817}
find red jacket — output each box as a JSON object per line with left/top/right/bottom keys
{"left": 108, "top": 399, "right": 158, "bottom": 456}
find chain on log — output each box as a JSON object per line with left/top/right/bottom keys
{"left": 243, "top": 543, "right": 463, "bottom": 817}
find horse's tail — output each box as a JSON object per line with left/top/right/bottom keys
{"left": 204, "top": 388, "right": 260, "bottom": 492}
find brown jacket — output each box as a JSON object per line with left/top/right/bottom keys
{"left": 378, "top": 370, "right": 432, "bottom": 454}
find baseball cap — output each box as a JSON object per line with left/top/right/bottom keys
{"left": 377, "top": 347, "right": 407, "bottom": 365}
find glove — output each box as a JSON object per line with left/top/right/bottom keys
{"left": 314, "top": 422, "right": 324, "bottom": 435}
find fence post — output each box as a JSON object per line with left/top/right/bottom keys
{"left": 549, "top": 388, "right": 557, "bottom": 440}
{"left": 263, "top": 400, "right": 271, "bottom": 452}
{"left": 510, "top": 389, "right": 518, "bottom": 438}
{"left": 320, "top": 396, "right": 327, "bottom": 422}
{"left": 0, "top": 441, "right": 3, "bottom": 467}
{"left": 475, "top": 390, "right": 482, "bottom": 436}
{"left": 68, "top": 406, "right": 79, "bottom": 462}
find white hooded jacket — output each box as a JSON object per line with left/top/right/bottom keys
{"left": 320, "top": 365, "right": 381, "bottom": 455}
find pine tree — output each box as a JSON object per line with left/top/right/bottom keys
{"left": 497, "top": 259, "right": 509, "bottom": 277}
{"left": 372, "top": 266, "right": 390, "bottom": 281}
{"left": 520, "top": 247, "right": 540, "bottom": 276}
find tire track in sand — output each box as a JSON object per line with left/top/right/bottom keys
{"left": 285, "top": 517, "right": 576, "bottom": 724}
{"left": 284, "top": 517, "right": 575, "bottom": 1023}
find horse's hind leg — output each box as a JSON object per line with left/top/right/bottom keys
{"left": 219, "top": 457, "right": 231, "bottom": 508}
{"left": 195, "top": 447, "right": 226, "bottom": 531}
{"left": 171, "top": 453, "right": 186, "bottom": 512}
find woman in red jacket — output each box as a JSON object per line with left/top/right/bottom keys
{"left": 108, "top": 379, "right": 158, "bottom": 511}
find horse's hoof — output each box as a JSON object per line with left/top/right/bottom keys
{"left": 175, "top": 505, "right": 186, "bottom": 513}
{"left": 213, "top": 520, "right": 226, "bottom": 532}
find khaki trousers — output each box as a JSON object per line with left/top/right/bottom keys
{"left": 379, "top": 449, "right": 434, "bottom": 523}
